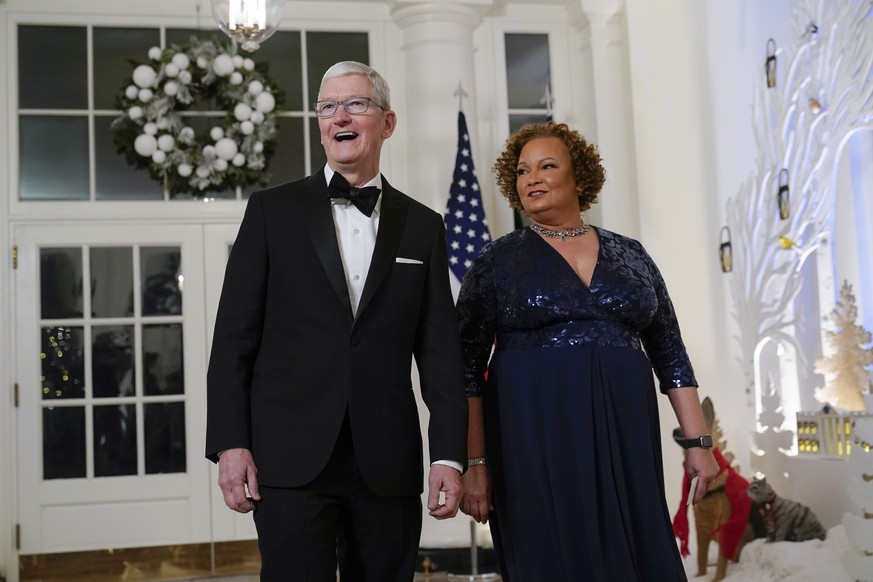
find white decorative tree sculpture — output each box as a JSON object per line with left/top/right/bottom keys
{"left": 814, "top": 281, "right": 873, "bottom": 411}
{"left": 842, "top": 410, "right": 873, "bottom": 580}
{"left": 726, "top": 0, "right": 873, "bottom": 411}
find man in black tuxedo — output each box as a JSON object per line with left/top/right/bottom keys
{"left": 205, "top": 61, "right": 468, "bottom": 581}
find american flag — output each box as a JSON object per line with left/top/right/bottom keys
{"left": 444, "top": 111, "right": 491, "bottom": 283}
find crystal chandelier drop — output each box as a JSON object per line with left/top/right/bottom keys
{"left": 211, "top": 0, "right": 285, "bottom": 52}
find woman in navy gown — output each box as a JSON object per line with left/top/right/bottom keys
{"left": 457, "top": 121, "right": 719, "bottom": 581}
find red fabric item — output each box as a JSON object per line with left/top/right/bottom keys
{"left": 672, "top": 448, "right": 752, "bottom": 561}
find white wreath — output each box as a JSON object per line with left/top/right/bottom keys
{"left": 113, "top": 37, "right": 279, "bottom": 197}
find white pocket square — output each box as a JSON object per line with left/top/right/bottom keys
{"left": 395, "top": 257, "right": 423, "bottom": 264}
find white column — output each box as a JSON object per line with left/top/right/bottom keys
{"left": 389, "top": 0, "right": 495, "bottom": 551}
{"left": 389, "top": 0, "right": 493, "bottom": 213}
{"left": 567, "top": 0, "right": 640, "bottom": 239}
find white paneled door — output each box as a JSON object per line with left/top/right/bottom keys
{"left": 13, "top": 222, "right": 252, "bottom": 555}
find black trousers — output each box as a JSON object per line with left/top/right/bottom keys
{"left": 253, "top": 415, "right": 422, "bottom": 582}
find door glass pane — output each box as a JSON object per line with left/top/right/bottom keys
{"left": 20, "top": 116, "right": 90, "bottom": 200}
{"left": 306, "top": 32, "right": 369, "bottom": 105}
{"left": 41, "top": 248, "right": 84, "bottom": 319}
{"left": 19, "top": 25, "right": 87, "bottom": 110}
{"left": 309, "top": 117, "right": 326, "bottom": 173}
{"left": 94, "top": 404, "right": 138, "bottom": 477}
{"left": 41, "top": 326, "right": 85, "bottom": 400}
{"left": 143, "top": 324, "right": 184, "bottom": 396}
{"left": 510, "top": 114, "right": 551, "bottom": 134}
{"left": 263, "top": 117, "right": 305, "bottom": 190}
{"left": 93, "top": 27, "right": 161, "bottom": 110}
{"left": 505, "top": 33, "right": 551, "bottom": 109}
{"left": 94, "top": 116, "right": 164, "bottom": 200}
{"left": 92, "top": 325, "right": 135, "bottom": 398}
{"left": 145, "top": 402, "right": 186, "bottom": 474}
{"left": 91, "top": 247, "right": 135, "bottom": 317}
{"left": 250, "top": 30, "right": 302, "bottom": 111}
{"left": 141, "top": 247, "right": 182, "bottom": 316}
{"left": 43, "top": 406, "right": 86, "bottom": 479}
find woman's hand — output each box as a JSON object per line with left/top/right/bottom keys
{"left": 460, "top": 465, "right": 492, "bottom": 524}
{"left": 685, "top": 448, "right": 720, "bottom": 505}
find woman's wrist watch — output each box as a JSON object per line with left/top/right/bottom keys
{"left": 677, "top": 434, "right": 713, "bottom": 449}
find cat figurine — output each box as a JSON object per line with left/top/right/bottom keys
{"left": 746, "top": 477, "right": 827, "bottom": 542}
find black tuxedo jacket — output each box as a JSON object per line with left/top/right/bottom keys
{"left": 205, "top": 170, "right": 467, "bottom": 497}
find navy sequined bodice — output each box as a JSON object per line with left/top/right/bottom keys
{"left": 457, "top": 226, "right": 697, "bottom": 396}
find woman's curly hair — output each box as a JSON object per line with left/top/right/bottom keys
{"left": 492, "top": 121, "right": 605, "bottom": 213}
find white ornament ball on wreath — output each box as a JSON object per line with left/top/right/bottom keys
{"left": 243, "top": 58, "right": 255, "bottom": 72}
{"left": 230, "top": 72, "right": 243, "bottom": 86}
{"left": 203, "top": 145, "right": 216, "bottom": 158}
{"left": 232, "top": 153, "right": 246, "bottom": 167}
{"left": 165, "top": 63, "right": 179, "bottom": 78}
{"left": 253, "top": 141, "right": 264, "bottom": 153}
{"left": 148, "top": 46, "right": 162, "bottom": 61}
{"left": 196, "top": 166, "right": 211, "bottom": 178}
{"left": 164, "top": 81, "right": 179, "bottom": 97}
{"left": 197, "top": 56, "right": 208, "bottom": 69}
{"left": 152, "top": 150, "right": 167, "bottom": 164}
{"left": 234, "top": 103, "right": 253, "bottom": 121}
{"left": 214, "top": 158, "right": 228, "bottom": 172}
{"left": 134, "top": 134, "right": 158, "bottom": 157}
{"left": 215, "top": 137, "right": 238, "bottom": 161}
{"left": 210, "top": 127, "right": 224, "bottom": 141}
{"left": 138, "top": 88, "right": 153, "bottom": 103}
{"left": 240, "top": 121, "right": 254, "bottom": 135}
{"left": 125, "top": 85, "right": 138, "bottom": 99}
{"left": 133, "top": 64, "right": 157, "bottom": 88}
{"left": 248, "top": 80, "right": 264, "bottom": 96}
{"left": 171, "top": 53, "right": 190, "bottom": 70}
{"left": 179, "top": 70, "right": 192, "bottom": 84}
{"left": 179, "top": 127, "right": 195, "bottom": 141}
{"left": 128, "top": 106, "right": 144, "bottom": 120}
{"left": 250, "top": 111, "right": 265, "bottom": 125}
{"left": 178, "top": 163, "right": 193, "bottom": 177}
{"left": 233, "top": 55, "right": 244, "bottom": 68}
{"left": 143, "top": 122, "right": 158, "bottom": 136}
{"left": 157, "top": 134, "right": 175, "bottom": 152}
{"left": 255, "top": 92, "right": 276, "bottom": 113}
{"left": 213, "top": 54, "right": 234, "bottom": 77}
{"left": 156, "top": 117, "right": 169, "bottom": 130}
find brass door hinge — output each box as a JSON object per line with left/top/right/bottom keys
{"left": 14, "top": 383, "right": 19, "bottom": 408}
{"left": 16, "top": 523, "right": 21, "bottom": 550}
{"left": 12, "top": 245, "right": 17, "bottom": 269}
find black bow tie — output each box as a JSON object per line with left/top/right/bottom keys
{"left": 328, "top": 173, "right": 381, "bottom": 217}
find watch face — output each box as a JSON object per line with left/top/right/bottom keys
{"left": 701, "top": 435, "right": 713, "bottom": 448}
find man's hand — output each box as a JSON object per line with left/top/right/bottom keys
{"left": 217, "top": 448, "right": 261, "bottom": 513}
{"left": 426, "top": 464, "right": 463, "bottom": 519}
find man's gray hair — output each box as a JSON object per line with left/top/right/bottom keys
{"left": 319, "top": 61, "right": 391, "bottom": 110}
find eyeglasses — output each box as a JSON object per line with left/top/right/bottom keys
{"left": 314, "top": 96, "right": 386, "bottom": 118}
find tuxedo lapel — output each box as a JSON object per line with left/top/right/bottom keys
{"left": 357, "top": 179, "right": 408, "bottom": 318}
{"left": 299, "top": 172, "right": 354, "bottom": 318}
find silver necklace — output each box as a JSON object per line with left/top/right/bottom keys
{"left": 529, "top": 222, "right": 591, "bottom": 241}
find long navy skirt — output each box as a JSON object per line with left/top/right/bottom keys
{"left": 484, "top": 345, "right": 687, "bottom": 581}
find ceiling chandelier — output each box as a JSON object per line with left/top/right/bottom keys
{"left": 211, "top": 0, "right": 285, "bottom": 52}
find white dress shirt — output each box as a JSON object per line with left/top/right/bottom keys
{"left": 324, "top": 165, "right": 381, "bottom": 317}
{"left": 323, "top": 165, "right": 463, "bottom": 475}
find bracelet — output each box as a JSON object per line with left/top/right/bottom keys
{"left": 467, "top": 457, "right": 487, "bottom": 467}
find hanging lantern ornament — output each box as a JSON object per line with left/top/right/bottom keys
{"left": 765, "top": 38, "right": 777, "bottom": 88}
{"left": 719, "top": 226, "right": 733, "bottom": 273}
{"left": 211, "top": 0, "right": 285, "bottom": 53}
{"left": 777, "top": 168, "right": 790, "bottom": 220}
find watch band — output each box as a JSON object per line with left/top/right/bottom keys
{"left": 679, "top": 434, "right": 713, "bottom": 449}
